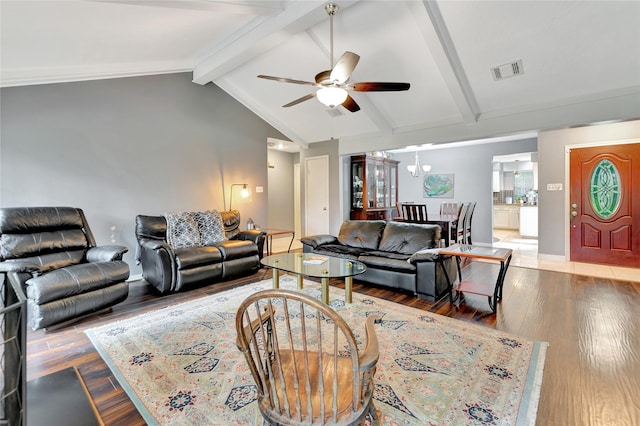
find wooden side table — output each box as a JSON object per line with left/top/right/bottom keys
{"left": 259, "top": 229, "right": 295, "bottom": 256}
{"left": 439, "top": 244, "right": 513, "bottom": 313}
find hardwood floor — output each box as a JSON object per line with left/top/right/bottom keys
{"left": 26, "top": 261, "right": 640, "bottom": 425}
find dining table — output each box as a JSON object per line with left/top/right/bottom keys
{"left": 393, "top": 213, "right": 458, "bottom": 247}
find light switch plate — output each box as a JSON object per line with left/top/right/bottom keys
{"left": 547, "top": 183, "right": 562, "bottom": 191}
{"left": 256, "top": 186, "right": 264, "bottom": 193}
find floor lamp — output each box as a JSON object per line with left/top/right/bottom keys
{"left": 229, "top": 183, "right": 249, "bottom": 211}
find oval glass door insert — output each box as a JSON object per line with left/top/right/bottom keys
{"left": 589, "top": 159, "right": 621, "bottom": 219}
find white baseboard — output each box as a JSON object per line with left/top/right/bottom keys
{"left": 127, "top": 273, "right": 143, "bottom": 282}
{"left": 537, "top": 253, "right": 566, "bottom": 262}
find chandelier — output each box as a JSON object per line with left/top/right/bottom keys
{"left": 407, "top": 151, "right": 431, "bottom": 177}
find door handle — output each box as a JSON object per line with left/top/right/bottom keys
{"left": 571, "top": 211, "right": 577, "bottom": 217}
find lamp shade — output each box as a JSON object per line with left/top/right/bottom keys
{"left": 316, "top": 87, "right": 348, "bottom": 108}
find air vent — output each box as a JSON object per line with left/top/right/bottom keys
{"left": 491, "top": 60, "right": 524, "bottom": 81}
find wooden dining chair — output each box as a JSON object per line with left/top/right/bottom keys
{"left": 401, "top": 203, "right": 429, "bottom": 223}
{"left": 236, "top": 289, "right": 380, "bottom": 425}
{"left": 455, "top": 203, "right": 469, "bottom": 244}
{"left": 464, "top": 201, "right": 477, "bottom": 244}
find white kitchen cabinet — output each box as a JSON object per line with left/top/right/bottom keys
{"left": 519, "top": 206, "right": 538, "bottom": 237}
{"left": 493, "top": 205, "right": 520, "bottom": 229}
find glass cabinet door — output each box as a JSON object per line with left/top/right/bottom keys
{"left": 366, "top": 161, "right": 376, "bottom": 208}
{"left": 351, "top": 161, "right": 364, "bottom": 209}
{"left": 375, "top": 162, "right": 385, "bottom": 207}
{"left": 389, "top": 165, "right": 396, "bottom": 207}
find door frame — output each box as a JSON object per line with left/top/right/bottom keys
{"left": 563, "top": 138, "right": 638, "bottom": 260}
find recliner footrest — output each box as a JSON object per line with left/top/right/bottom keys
{"left": 26, "top": 261, "right": 129, "bottom": 305}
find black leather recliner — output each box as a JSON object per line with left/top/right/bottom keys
{"left": 135, "top": 210, "right": 265, "bottom": 294}
{"left": 0, "top": 207, "right": 130, "bottom": 330}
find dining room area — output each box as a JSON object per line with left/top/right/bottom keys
{"left": 394, "top": 201, "right": 477, "bottom": 248}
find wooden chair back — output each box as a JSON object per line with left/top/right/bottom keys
{"left": 455, "top": 203, "right": 469, "bottom": 244}
{"left": 464, "top": 201, "right": 477, "bottom": 244}
{"left": 236, "top": 289, "right": 380, "bottom": 425}
{"left": 401, "top": 203, "right": 429, "bottom": 223}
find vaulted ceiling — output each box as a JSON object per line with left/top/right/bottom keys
{"left": 2, "top": 1, "right": 639, "bottom": 153}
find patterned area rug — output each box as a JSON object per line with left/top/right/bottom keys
{"left": 86, "top": 277, "right": 547, "bottom": 425}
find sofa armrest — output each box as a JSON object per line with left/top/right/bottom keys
{"left": 300, "top": 234, "right": 338, "bottom": 249}
{"left": 137, "top": 238, "right": 175, "bottom": 293}
{"left": 87, "top": 245, "right": 129, "bottom": 262}
{"left": 234, "top": 230, "right": 264, "bottom": 244}
{"left": 233, "top": 230, "right": 265, "bottom": 259}
{"left": 409, "top": 248, "right": 443, "bottom": 264}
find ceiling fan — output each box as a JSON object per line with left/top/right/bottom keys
{"left": 257, "top": 2, "right": 410, "bottom": 112}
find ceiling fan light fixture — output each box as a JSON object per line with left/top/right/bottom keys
{"left": 317, "top": 87, "right": 348, "bottom": 108}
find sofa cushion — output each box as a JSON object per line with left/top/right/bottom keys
{"left": 312, "top": 245, "right": 362, "bottom": 260}
{"left": 164, "top": 212, "right": 201, "bottom": 248}
{"left": 135, "top": 215, "right": 167, "bottom": 240}
{"left": 194, "top": 210, "right": 227, "bottom": 245}
{"left": 337, "top": 220, "right": 386, "bottom": 250}
{"left": 214, "top": 240, "right": 258, "bottom": 260}
{"left": 220, "top": 210, "right": 241, "bottom": 239}
{"left": 358, "top": 255, "right": 416, "bottom": 273}
{"left": 2, "top": 249, "right": 86, "bottom": 273}
{"left": 26, "top": 261, "right": 130, "bottom": 305}
{"left": 174, "top": 246, "right": 222, "bottom": 270}
{"left": 1, "top": 229, "right": 88, "bottom": 260}
{"left": 378, "top": 221, "right": 440, "bottom": 255}
{"left": 365, "top": 250, "right": 411, "bottom": 261}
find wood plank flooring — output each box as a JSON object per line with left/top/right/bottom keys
{"left": 26, "top": 261, "right": 640, "bottom": 425}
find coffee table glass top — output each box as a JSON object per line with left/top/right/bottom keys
{"left": 261, "top": 253, "right": 366, "bottom": 278}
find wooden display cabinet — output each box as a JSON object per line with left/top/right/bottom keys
{"left": 350, "top": 155, "right": 398, "bottom": 220}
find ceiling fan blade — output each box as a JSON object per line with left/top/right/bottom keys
{"left": 329, "top": 51, "right": 360, "bottom": 83}
{"left": 283, "top": 93, "right": 316, "bottom": 108}
{"left": 258, "top": 75, "right": 318, "bottom": 87}
{"left": 341, "top": 95, "right": 360, "bottom": 112}
{"left": 349, "top": 82, "right": 410, "bottom": 92}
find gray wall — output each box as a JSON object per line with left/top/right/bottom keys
{"left": 538, "top": 120, "right": 640, "bottom": 256}
{"left": 0, "top": 72, "right": 287, "bottom": 275}
{"left": 368, "top": 138, "right": 539, "bottom": 247}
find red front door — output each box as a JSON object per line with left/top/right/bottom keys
{"left": 569, "top": 143, "right": 640, "bottom": 267}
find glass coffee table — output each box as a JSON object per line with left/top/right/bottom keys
{"left": 260, "top": 253, "right": 366, "bottom": 304}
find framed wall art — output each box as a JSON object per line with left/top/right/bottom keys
{"left": 423, "top": 173, "right": 455, "bottom": 198}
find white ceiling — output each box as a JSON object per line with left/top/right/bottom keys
{"left": 2, "top": 1, "right": 639, "bottom": 153}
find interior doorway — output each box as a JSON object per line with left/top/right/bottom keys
{"left": 492, "top": 152, "right": 539, "bottom": 260}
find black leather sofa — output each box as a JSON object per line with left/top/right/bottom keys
{"left": 135, "top": 210, "right": 265, "bottom": 294}
{"left": 0, "top": 207, "right": 130, "bottom": 330}
{"left": 300, "top": 220, "right": 457, "bottom": 301}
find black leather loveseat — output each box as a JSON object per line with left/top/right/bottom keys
{"left": 300, "top": 220, "right": 457, "bottom": 301}
{"left": 135, "top": 210, "right": 265, "bottom": 294}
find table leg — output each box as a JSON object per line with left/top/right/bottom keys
{"left": 297, "top": 274, "right": 303, "bottom": 289}
{"left": 287, "top": 232, "right": 295, "bottom": 253}
{"left": 345, "top": 276, "right": 352, "bottom": 304}
{"left": 321, "top": 277, "right": 329, "bottom": 304}
{"left": 272, "top": 268, "right": 279, "bottom": 289}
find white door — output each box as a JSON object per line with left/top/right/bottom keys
{"left": 294, "top": 163, "right": 301, "bottom": 240}
{"left": 305, "top": 155, "right": 329, "bottom": 236}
